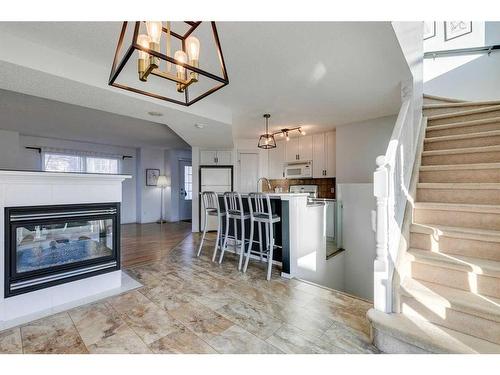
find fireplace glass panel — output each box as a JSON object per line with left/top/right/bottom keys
{"left": 15, "top": 218, "right": 114, "bottom": 274}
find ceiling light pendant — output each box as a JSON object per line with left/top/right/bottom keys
{"left": 258, "top": 114, "right": 277, "bottom": 149}
{"left": 109, "top": 21, "right": 229, "bottom": 106}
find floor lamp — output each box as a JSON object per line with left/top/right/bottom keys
{"left": 157, "top": 175, "right": 169, "bottom": 225}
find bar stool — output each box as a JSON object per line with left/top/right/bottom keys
{"left": 243, "top": 192, "right": 281, "bottom": 280}
{"left": 197, "top": 191, "right": 225, "bottom": 262}
{"left": 219, "top": 192, "right": 251, "bottom": 270}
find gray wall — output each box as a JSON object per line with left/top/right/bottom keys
{"left": 335, "top": 115, "right": 397, "bottom": 184}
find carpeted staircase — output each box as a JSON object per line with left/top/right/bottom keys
{"left": 368, "top": 94, "right": 500, "bottom": 353}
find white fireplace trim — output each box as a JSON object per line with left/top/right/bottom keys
{"left": 0, "top": 170, "right": 133, "bottom": 326}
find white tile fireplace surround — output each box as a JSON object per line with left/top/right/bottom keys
{"left": 0, "top": 170, "right": 139, "bottom": 330}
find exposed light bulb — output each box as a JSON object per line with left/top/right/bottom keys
{"left": 175, "top": 50, "right": 188, "bottom": 92}
{"left": 175, "top": 50, "right": 188, "bottom": 74}
{"left": 286, "top": 132, "right": 290, "bottom": 141}
{"left": 137, "top": 34, "right": 151, "bottom": 81}
{"left": 145, "top": 21, "right": 162, "bottom": 45}
{"left": 185, "top": 36, "right": 200, "bottom": 62}
{"left": 137, "top": 34, "right": 150, "bottom": 60}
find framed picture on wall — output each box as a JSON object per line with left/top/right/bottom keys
{"left": 444, "top": 21, "right": 472, "bottom": 41}
{"left": 146, "top": 168, "right": 160, "bottom": 186}
{"left": 423, "top": 21, "right": 436, "bottom": 40}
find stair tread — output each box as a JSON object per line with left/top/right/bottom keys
{"left": 424, "top": 100, "right": 500, "bottom": 109}
{"left": 418, "top": 182, "right": 500, "bottom": 189}
{"left": 420, "top": 162, "right": 500, "bottom": 171}
{"left": 400, "top": 278, "right": 500, "bottom": 322}
{"left": 428, "top": 104, "right": 500, "bottom": 121}
{"left": 424, "top": 129, "right": 500, "bottom": 142}
{"left": 411, "top": 222, "right": 500, "bottom": 242}
{"left": 367, "top": 308, "right": 500, "bottom": 353}
{"left": 422, "top": 145, "right": 500, "bottom": 156}
{"left": 427, "top": 116, "right": 500, "bottom": 130}
{"left": 414, "top": 201, "right": 500, "bottom": 213}
{"left": 408, "top": 248, "right": 500, "bottom": 276}
{"left": 423, "top": 94, "right": 467, "bottom": 103}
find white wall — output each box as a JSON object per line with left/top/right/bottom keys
{"left": 337, "top": 183, "right": 376, "bottom": 301}
{"left": 424, "top": 22, "right": 500, "bottom": 101}
{"left": 335, "top": 115, "right": 397, "bottom": 184}
{"left": 392, "top": 22, "right": 424, "bottom": 137}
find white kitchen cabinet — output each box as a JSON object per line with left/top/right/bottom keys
{"left": 325, "top": 131, "right": 336, "bottom": 177}
{"left": 285, "top": 137, "right": 299, "bottom": 163}
{"left": 200, "top": 150, "right": 217, "bottom": 165}
{"left": 312, "top": 131, "right": 336, "bottom": 178}
{"left": 200, "top": 150, "right": 233, "bottom": 165}
{"left": 312, "top": 134, "right": 325, "bottom": 178}
{"left": 216, "top": 150, "right": 233, "bottom": 165}
{"left": 268, "top": 140, "right": 286, "bottom": 179}
{"left": 299, "top": 135, "right": 313, "bottom": 161}
{"left": 285, "top": 135, "right": 313, "bottom": 162}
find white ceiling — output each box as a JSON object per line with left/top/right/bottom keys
{"left": 0, "top": 88, "right": 189, "bottom": 149}
{"left": 0, "top": 22, "right": 411, "bottom": 147}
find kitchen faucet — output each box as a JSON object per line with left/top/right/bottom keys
{"left": 257, "top": 177, "right": 272, "bottom": 192}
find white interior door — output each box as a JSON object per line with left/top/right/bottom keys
{"left": 239, "top": 152, "right": 259, "bottom": 193}
{"left": 179, "top": 160, "right": 192, "bottom": 221}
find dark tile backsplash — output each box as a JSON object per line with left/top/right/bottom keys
{"left": 264, "top": 178, "right": 336, "bottom": 199}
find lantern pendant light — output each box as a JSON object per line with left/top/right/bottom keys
{"left": 258, "top": 114, "right": 277, "bottom": 149}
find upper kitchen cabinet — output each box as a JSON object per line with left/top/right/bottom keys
{"left": 285, "top": 135, "right": 313, "bottom": 162}
{"left": 325, "top": 131, "right": 336, "bottom": 177}
{"left": 312, "top": 131, "right": 336, "bottom": 178}
{"left": 200, "top": 150, "right": 233, "bottom": 165}
{"left": 312, "top": 134, "right": 325, "bottom": 178}
{"left": 216, "top": 150, "right": 233, "bottom": 165}
{"left": 268, "top": 140, "right": 286, "bottom": 179}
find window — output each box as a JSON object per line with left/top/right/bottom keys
{"left": 86, "top": 157, "right": 119, "bottom": 174}
{"left": 43, "top": 152, "right": 120, "bottom": 174}
{"left": 184, "top": 165, "right": 192, "bottom": 200}
{"left": 43, "top": 153, "right": 83, "bottom": 173}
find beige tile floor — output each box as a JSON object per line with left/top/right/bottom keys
{"left": 0, "top": 233, "right": 378, "bottom": 354}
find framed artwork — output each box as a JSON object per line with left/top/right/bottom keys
{"left": 445, "top": 21, "right": 472, "bottom": 41}
{"left": 423, "top": 21, "right": 436, "bottom": 40}
{"left": 146, "top": 168, "right": 160, "bottom": 186}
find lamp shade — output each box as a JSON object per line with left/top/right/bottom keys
{"left": 156, "top": 175, "right": 169, "bottom": 187}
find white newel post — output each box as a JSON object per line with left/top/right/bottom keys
{"left": 373, "top": 155, "right": 391, "bottom": 313}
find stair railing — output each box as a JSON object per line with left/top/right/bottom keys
{"left": 373, "top": 96, "right": 419, "bottom": 313}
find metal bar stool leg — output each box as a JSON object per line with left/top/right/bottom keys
{"left": 219, "top": 214, "right": 230, "bottom": 264}
{"left": 258, "top": 222, "right": 263, "bottom": 262}
{"left": 212, "top": 213, "right": 222, "bottom": 262}
{"left": 238, "top": 215, "right": 245, "bottom": 270}
{"left": 197, "top": 210, "right": 209, "bottom": 257}
{"left": 267, "top": 222, "right": 275, "bottom": 281}
{"left": 243, "top": 219, "right": 253, "bottom": 273}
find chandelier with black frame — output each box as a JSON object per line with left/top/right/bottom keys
{"left": 109, "top": 21, "right": 229, "bottom": 106}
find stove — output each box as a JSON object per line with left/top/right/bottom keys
{"left": 289, "top": 184, "right": 318, "bottom": 198}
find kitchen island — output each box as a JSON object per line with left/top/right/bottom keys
{"left": 216, "top": 192, "right": 326, "bottom": 278}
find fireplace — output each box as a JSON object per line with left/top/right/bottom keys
{"left": 4, "top": 203, "right": 120, "bottom": 297}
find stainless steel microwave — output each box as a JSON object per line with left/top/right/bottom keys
{"left": 284, "top": 162, "right": 312, "bottom": 178}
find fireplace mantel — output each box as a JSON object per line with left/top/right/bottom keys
{"left": 0, "top": 170, "right": 134, "bottom": 329}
